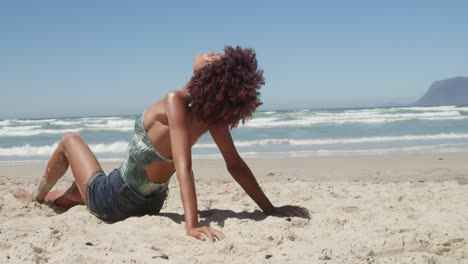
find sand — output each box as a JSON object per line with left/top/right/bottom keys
{"left": 1, "top": 154, "right": 468, "bottom": 263}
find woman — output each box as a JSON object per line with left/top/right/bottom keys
{"left": 14, "top": 46, "right": 308, "bottom": 241}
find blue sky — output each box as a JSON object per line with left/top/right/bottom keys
{"left": 1, "top": 1, "right": 467, "bottom": 119}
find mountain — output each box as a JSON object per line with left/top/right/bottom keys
{"left": 416, "top": 76, "right": 468, "bottom": 106}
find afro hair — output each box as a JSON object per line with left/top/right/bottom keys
{"left": 187, "top": 45, "right": 265, "bottom": 128}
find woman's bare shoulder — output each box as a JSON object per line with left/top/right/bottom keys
{"left": 145, "top": 90, "right": 190, "bottom": 127}
{"left": 164, "top": 90, "right": 190, "bottom": 103}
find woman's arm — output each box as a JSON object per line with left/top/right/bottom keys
{"left": 210, "top": 124, "right": 311, "bottom": 219}
{"left": 164, "top": 91, "right": 224, "bottom": 241}
{"left": 209, "top": 124, "right": 274, "bottom": 214}
{"left": 226, "top": 158, "right": 276, "bottom": 214}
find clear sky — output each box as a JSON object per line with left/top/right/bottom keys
{"left": 1, "top": 0, "right": 467, "bottom": 119}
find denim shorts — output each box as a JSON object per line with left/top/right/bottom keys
{"left": 86, "top": 169, "right": 168, "bottom": 222}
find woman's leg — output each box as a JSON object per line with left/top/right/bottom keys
{"left": 15, "top": 132, "right": 103, "bottom": 205}
{"left": 44, "top": 182, "right": 85, "bottom": 207}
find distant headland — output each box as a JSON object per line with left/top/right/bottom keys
{"left": 415, "top": 76, "right": 468, "bottom": 106}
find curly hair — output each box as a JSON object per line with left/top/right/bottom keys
{"left": 187, "top": 45, "right": 265, "bottom": 128}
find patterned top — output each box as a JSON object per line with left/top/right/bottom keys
{"left": 119, "top": 111, "right": 173, "bottom": 197}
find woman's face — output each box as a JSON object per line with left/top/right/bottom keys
{"left": 193, "top": 50, "right": 222, "bottom": 72}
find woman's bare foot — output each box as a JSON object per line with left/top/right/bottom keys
{"left": 35, "top": 175, "right": 53, "bottom": 203}
{"left": 13, "top": 188, "right": 35, "bottom": 202}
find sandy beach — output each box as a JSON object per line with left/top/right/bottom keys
{"left": 1, "top": 153, "right": 468, "bottom": 263}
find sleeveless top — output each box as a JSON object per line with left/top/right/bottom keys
{"left": 118, "top": 111, "right": 173, "bottom": 197}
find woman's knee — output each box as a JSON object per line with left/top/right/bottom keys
{"left": 61, "top": 132, "right": 83, "bottom": 147}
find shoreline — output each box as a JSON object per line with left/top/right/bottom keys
{"left": 2, "top": 152, "right": 468, "bottom": 183}
{"left": 2, "top": 143, "right": 468, "bottom": 163}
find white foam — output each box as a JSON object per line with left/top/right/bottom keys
{"left": 0, "top": 141, "right": 128, "bottom": 157}
{"left": 387, "top": 105, "right": 458, "bottom": 112}
{"left": 51, "top": 120, "right": 85, "bottom": 126}
{"left": 220, "top": 142, "right": 468, "bottom": 158}
{"left": 194, "top": 142, "right": 468, "bottom": 158}
{"left": 194, "top": 133, "right": 468, "bottom": 148}
{"left": 2, "top": 136, "right": 468, "bottom": 158}
{"left": 0, "top": 120, "right": 12, "bottom": 126}
{"left": 51, "top": 118, "right": 135, "bottom": 128}
{"left": 243, "top": 116, "right": 466, "bottom": 128}
{"left": 88, "top": 141, "right": 129, "bottom": 153}
{"left": 0, "top": 128, "right": 83, "bottom": 137}
{"left": 3, "top": 106, "right": 466, "bottom": 133}
{"left": 0, "top": 143, "right": 59, "bottom": 156}
{"left": 15, "top": 119, "right": 57, "bottom": 124}
{"left": 80, "top": 116, "right": 123, "bottom": 120}
{"left": 241, "top": 117, "right": 279, "bottom": 127}
{"left": 0, "top": 118, "right": 135, "bottom": 135}
{"left": 0, "top": 125, "right": 43, "bottom": 131}
{"left": 85, "top": 119, "right": 134, "bottom": 130}
{"left": 243, "top": 106, "right": 467, "bottom": 127}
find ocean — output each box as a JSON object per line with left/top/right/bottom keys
{"left": 1, "top": 105, "right": 468, "bottom": 161}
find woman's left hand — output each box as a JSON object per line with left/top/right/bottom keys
{"left": 271, "top": 205, "right": 311, "bottom": 219}
{"left": 187, "top": 226, "right": 225, "bottom": 242}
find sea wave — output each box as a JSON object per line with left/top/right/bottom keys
{"left": 0, "top": 120, "right": 12, "bottom": 126}
{"left": 0, "top": 141, "right": 129, "bottom": 157}
{"left": 242, "top": 106, "right": 468, "bottom": 127}
{"left": 194, "top": 133, "right": 468, "bottom": 148}
{"left": 0, "top": 126, "right": 134, "bottom": 137}
{"left": 0, "top": 125, "right": 43, "bottom": 131}
{"left": 80, "top": 116, "right": 123, "bottom": 120}
{"left": 84, "top": 119, "right": 135, "bottom": 129}
{"left": 2, "top": 106, "right": 467, "bottom": 132}
{"left": 242, "top": 116, "right": 466, "bottom": 128}
{"left": 0, "top": 128, "right": 83, "bottom": 137}
{"left": 15, "top": 119, "right": 57, "bottom": 124}
{"left": 0, "top": 116, "right": 136, "bottom": 136}
{"left": 387, "top": 105, "right": 459, "bottom": 112}
{"left": 193, "top": 142, "right": 468, "bottom": 158}
{"left": 2, "top": 133, "right": 468, "bottom": 158}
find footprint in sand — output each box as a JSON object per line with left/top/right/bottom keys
{"left": 0, "top": 240, "right": 12, "bottom": 251}
{"left": 290, "top": 218, "right": 310, "bottom": 228}
{"left": 456, "top": 177, "right": 468, "bottom": 185}
{"left": 372, "top": 237, "right": 466, "bottom": 259}
{"left": 49, "top": 228, "right": 62, "bottom": 242}
{"left": 435, "top": 238, "right": 466, "bottom": 255}
{"left": 341, "top": 206, "right": 359, "bottom": 213}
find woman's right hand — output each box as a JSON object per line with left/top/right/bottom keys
{"left": 187, "top": 226, "right": 225, "bottom": 241}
